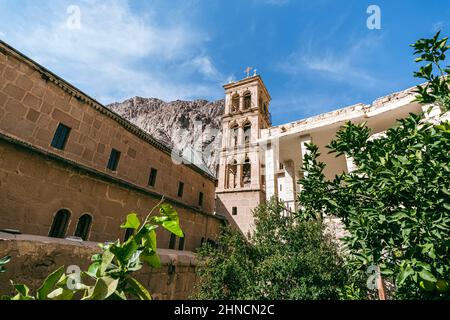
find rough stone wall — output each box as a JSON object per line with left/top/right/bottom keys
{"left": 0, "top": 41, "right": 223, "bottom": 249}
{"left": 0, "top": 41, "right": 216, "bottom": 216}
{"left": 0, "top": 138, "right": 222, "bottom": 251}
{"left": 0, "top": 233, "right": 197, "bottom": 300}
{"left": 216, "top": 190, "right": 264, "bottom": 236}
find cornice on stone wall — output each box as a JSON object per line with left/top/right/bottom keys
{"left": 0, "top": 40, "right": 216, "bottom": 182}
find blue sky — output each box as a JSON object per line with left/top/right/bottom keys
{"left": 0, "top": 0, "right": 448, "bottom": 125}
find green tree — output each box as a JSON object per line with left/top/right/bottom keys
{"left": 296, "top": 32, "right": 450, "bottom": 299}
{"left": 192, "top": 200, "right": 348, "bottom": 300}
{"left": 191, "top": 225, "right": 255, "bottom": 300}
{"left": 412, "top": 31, "right": 450, "bottom": 112}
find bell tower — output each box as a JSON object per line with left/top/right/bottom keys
{"left": 215, "top": 71, "right": 271, "bottom": 235}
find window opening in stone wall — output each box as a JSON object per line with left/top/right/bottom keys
{"left": 107, "top": 149, "right": 121, "bottom": 171}
{"left": 49, "top": 209, "right": 70, "bottom": 238}
{"left": 51, "top": 123, "right": 71, "bottom": 150}
{"left": 74, "top": 213, "right": 92, "bottom": 241}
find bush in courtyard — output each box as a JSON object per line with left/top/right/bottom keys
{"left": 192, "top": 199, "right": 348, "bottom": 300}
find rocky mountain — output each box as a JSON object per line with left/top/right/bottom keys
{"left": 107, "top": 97, "right": 225, "bottom": 176}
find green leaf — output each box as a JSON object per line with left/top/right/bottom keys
{"left": 143, "top": 229, "right": 157, "bottom": 252}
{"left": 380, "top": 267, "right": 394, "bottom": 276}
{"left": 47, "top": 288, "right": 74, "bottom": 300}
{"left": 99, "top": 250, "right": 115, "bottom": 277}
{"left": 126, "top": 276, "right": 152, "bottom": 300}
{"left": 158, "top": 204, "right": 184, "bottom": 237}
{"left": 120, "top": 213, "right": 141, "bottom": 230}
{"left": 86, "top": 261, "right": 100, "bottom": 278}
{"left": 419, "top": 270, "right": 437, "bottom": 283}
{"left": 159, "top": 203, "right": 178, "bottom": 219}
{"left": 419, "top": 280, "right": 435, "bottom": 292}
{"left": 37, "top": 266, "right": 65, "bottom": 300}
{"left": 0, "top": 256, "right": 11, "bottom": 265}
{"left": 325, "top": 198, "right": 338, "bottom": 207}
{"left": 110, "top": 290, "right": 127, "bottom": 300}
{"left": 397, "top": 267, "right": 415, "bottom": 285}
{"left": 141, "top": 250, "right": 161, "bottom": 268}
{"left": 110, "top": 240, "right": 139, "bottom": 265}
{"left": 0, "top": 255, "right": 10, "bottom": 273}
{"left": 82, "top": 277, "right": 119, "bottom": 300}
{"left": 91, "top": 254, "right": 102, "bottom": 262}
{"left": 162, "top": 220, "right": 184, "bottom": 238}
{"left": 10, "top": 282, "right": 34, "bottom": 300}
{"left": 13, "top": 283, "right": 30, "bottom": 296}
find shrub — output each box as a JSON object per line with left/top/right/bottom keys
{"left": 192, "top": 200, "right": 348, "bottom": 300}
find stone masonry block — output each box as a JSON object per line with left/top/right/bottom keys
{"left": 52, "top": 109, "right": 80, "bottom": 130}
{"left": 3, "top": 83, "right": 26, "bottom": 101}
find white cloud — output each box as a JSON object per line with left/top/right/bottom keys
{"left": 0, "top": 0, "right": 223, "bottom": 103}
{"left": 279, "top": 35, "right": 381, "bottom": 86}
{"left": 191, "top": 56, "right": 221, "bottom": 79}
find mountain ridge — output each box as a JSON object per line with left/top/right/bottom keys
{"left": 107, "top": 97, "right": 225, "bottom": 176}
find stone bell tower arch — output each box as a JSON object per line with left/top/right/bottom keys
{"left": 215, "top": 71, "right": 272, "bottom": 235}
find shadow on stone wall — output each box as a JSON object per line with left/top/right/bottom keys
{"left": 0, "top": 232, "right": 197, "bottom": 300}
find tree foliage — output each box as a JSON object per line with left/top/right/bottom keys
{"left": 2, "top": 201, "right": 183, "bottom": 300}
{"left": 296, "top": 32, "right": 450, "bottom": 299}
{"left": 192, "top": 200, "right": 348, "bottom": 300}
{"left": 412, "top": 31, "right": 450, "bottom": 112}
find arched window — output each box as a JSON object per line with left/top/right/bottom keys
{"left": 74, "top": 214, "right": 92, "bottom": 241}
{"left": 231, "top": 94, "right": 239, "bottom": 113}
{"left": 227, "top": 160, "right": 238, "bottom": 189}
{"left": 49, "top": 209, "right": 70, "bottom": 238}
{"left": 243, "top": 122, "right": 251, "bottom": 145}
{"left": 230, "top": 124, "right": 239, "bottom": 148}
{"left": 242, "top": 158, "right": 251, "bottom": 187}
{"left": 243, "top": 92, "right": 251, "bottom": 110}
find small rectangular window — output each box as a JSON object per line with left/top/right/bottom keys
{"left": 178, "top": 237, "right": 185, "bottom": 251}
{"left": 232, "top": 207, "right": 237, "bottom": 216}
{"left": 198, "top": 192, "right": 204, "bottom": 207}
{"left": 148, "top": 168, "right": 158, "bottom": 187}
{"left": 178, "top": 182, "right": 184, "bottom": 198}
{"left": 51, "top": 123, "right": 71, "bottom": 150}
{"left": 169, "top": 233, "right": 176, "bottom": 250}
{"left": 107, "top": 149, "right": 121, "bottom": 171}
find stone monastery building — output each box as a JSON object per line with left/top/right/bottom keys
{"left": 0, "top": 40, "right": 223, "bottom": 252}
{"left": 216, "top": 71, "right": 440, "bottom": 235}
{"left": 0, "top": 40, "right": 440, "bottom": 244}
